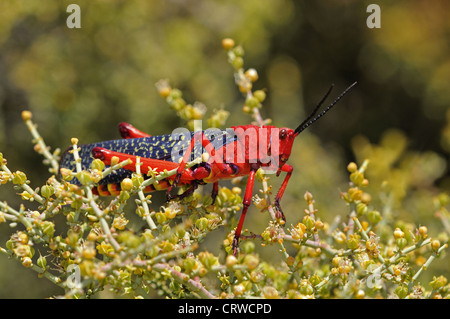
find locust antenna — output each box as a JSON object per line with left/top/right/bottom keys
{"left": 296, "top": 84, "right": 334, "bottom": 132}
{"left": 294, "top": 81, "right": 357, "bottom": 135}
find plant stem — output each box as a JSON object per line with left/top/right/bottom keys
{"left": 23, "top": 113, "right": 59, "bottom": 174}
{"left": 152, "top": 263, "right": 216, "bottom": 299}
{"left": 0, "top": 247, "right": 65, "bottom": 289}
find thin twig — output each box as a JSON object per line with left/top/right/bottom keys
{"left": 152, "top": 263, "right": 216, "bottom": 299}
{"left": 22, "top": 111, "right": 59, "bottom": 174}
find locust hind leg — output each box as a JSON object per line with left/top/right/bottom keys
{"left": 232, "top": 163, "right": 259, "bottom": 256}
{"left": 91, "top": 146, "right": 207, "bottom": 203}
{"left": 211, "top": 181, "right": 219, "bottom": 204}
{"left": 166, "top": 182, "right": 199, "bottom": 202}
{"left": 166, "top": 162, "right": 211, "bottom": 201}
{"left": 91, "top": 147, "right": 196, "bottom": 188}
{"left": 166, "top": 131, "right": 228, "bottom": 199}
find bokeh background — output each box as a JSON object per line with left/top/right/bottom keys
{"left": 0, "top": 0, "right": 449, "bottom": 298}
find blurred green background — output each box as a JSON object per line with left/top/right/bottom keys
{"left": 0, "top": 0, "right": 449, "bottom": 298}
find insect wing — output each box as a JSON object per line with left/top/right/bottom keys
{"left": 59, "top": 130, "right": 236, "bottom": 185}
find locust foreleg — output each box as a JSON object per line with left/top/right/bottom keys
{"left": 274, "top": 163, "right": 293, "bottom": 224}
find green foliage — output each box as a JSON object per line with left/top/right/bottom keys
{"left": 0, "top": 39, "right": 448, "bottom": 299}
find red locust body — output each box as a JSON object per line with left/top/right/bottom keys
{"left": 60, "top": 82, "right": 356, "bottom": 254}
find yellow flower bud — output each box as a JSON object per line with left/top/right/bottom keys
{"left": 355, "top": 290, "right": 365, "bottom": 299}
{"left": 12, "top": 171, "right": 27, "bottom": 185}
{"left": 18, "top": 232, "right": 29, "bottom": 244}
{"left": 21, "top": 110, "right": 32, "bottom": 121}
{"left": 262, "top": 286, "right": 279, "bottom": 299}
{"left": 347, "top": 162, "right": 357, "bottom": 173}
{"left": 183, "top": 257, "right": 198, "bottom": 272}
{"left": 245, "top": 68, "right": 258, "bottom": 82}
{"left": 22, "top": 257, "right": 32, "bottom": 268}
{"left": 315, "top": 220, "right": 324, "bottom": 230}
{"left": 350, "top": 171, "right": 364, "bottom": 185}
{"left": 233, "top": 284, "right": 245, "bottom": 296}
{"left": 303, "top": 191, "right": 314, "bottom": 203}
{"left": 243, "top": 254, "right": 259, "bottom": 270}
{"left": 226, "top": 255, "right": 237, "bottom": 268}
{"left": 332, "top": 256, "right": 341, "bottom": 267}
{"left": 253, "top": 90, "right": 266, "bottom": 103}
{"left": 113, "top": 216, "right": 129, "bottom": 230}
{"left": 431, "top": 239, "right": 440, "bottom": 251}
{"left": 198, "top": 251, "right": 218, "bottom": 270}
{"left": 393, "top": 228, "right": 405, "bottom": 239}
{"left": 110, "top": 156, "right": 120, "bottom": 166}
{"left": 155, "top": 212, "right": 167, "bottom": 224}
{"left": 429, "top": 275, "right": 448, "bottom": 290}
{"left": 77, "top": 171, "right": 92, "bottom": 185}
{"left": 231, "top": 187, "right": 242, "bottom": 195}
{"left": 232, "top": 57, "right": 244, "bottom": 70}
{"left": 418, "top": 226, "right": 428, "bottom": 237}
{"left": 120, "top": 178, "right": 133, "bottom": 191}
{"left": 303, "top": 215, "right": 315, "bottom": 230}
{"left": 91, "top": 159, "right": 106, "bottom": 171}
{"left": 195, "top": 217, "right": 209, "bottom": 231}
{"left": 222, "top": 38, "right": 235, "bottom": 50}
{"left": 41, "top": 185, "right": 55, "bottom": 199}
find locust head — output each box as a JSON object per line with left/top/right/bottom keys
{"left": 275, "top": 127, "right": 296, "bottom": 175}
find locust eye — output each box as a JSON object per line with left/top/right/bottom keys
{"left": 279, "top": 129, "right": 287, "bottom": 139}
